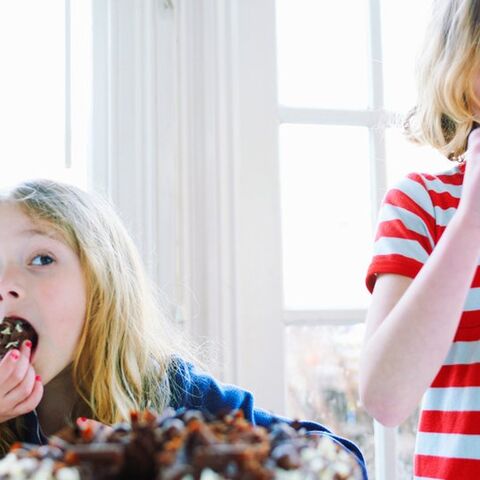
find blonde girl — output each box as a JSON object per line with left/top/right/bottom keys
{"left": 0, "top": 179, "right": 190, "bottom": 454}
{"left": 360, "top": 1, "right": 480, "bottom": 478}
{"left": 0, "top": 179, "right": 367, "bottom": 477}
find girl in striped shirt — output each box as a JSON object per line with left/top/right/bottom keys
{"left": 360, "top": 1, "right": 480, "bottom": 478}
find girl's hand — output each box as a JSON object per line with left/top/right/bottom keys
{"left": 76, "top": 417, "right": 112, "bottom": 431}
{"left": 458, "top": 127, "right": 480, "bottom": 227}
{"left": 75, "top": 417, "right": 113, "bottom": 441}
{"left": 0, "top": 340, "right": 43, "bottom": 423}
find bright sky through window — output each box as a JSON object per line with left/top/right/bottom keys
{"left": 0, "top": 0, "right": 89, "bottom": 190}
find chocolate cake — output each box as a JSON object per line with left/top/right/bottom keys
{"left": 0, "top": 318, "right": 38, "bottom": 359}
{"left": 0, "top": 409, "right": 363, "bottom": 479}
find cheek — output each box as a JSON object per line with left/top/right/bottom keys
{"left": 39, "top": 278, "right": 87, "bottom": 340}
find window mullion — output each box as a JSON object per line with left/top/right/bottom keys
{"left": 368, "top": 0, "right": 388, "bottom": 216}
{"left": 284, "top": 309, "right": 366, "bottom": 326}
{"left": 64, "top": 0, "right": 72, "bottom": 169}
{"left": 368, "top": 0, "right": 397, "bottom": 479}
{"left": 279, "top": 106, "right": 377, "bottom": 127}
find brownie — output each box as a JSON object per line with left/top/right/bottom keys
{"left": 0, "top": 318, "right": 38, "bottom": 359}
{"left": 0, "top": 409, "right": 363, "bottom": 479}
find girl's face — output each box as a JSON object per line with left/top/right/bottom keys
{"left": 0, "top": 203, "right": 87, "bottom": 384}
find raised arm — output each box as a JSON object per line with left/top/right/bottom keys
{"left": 360, "top": 130, "right": 480, "bottom": 427}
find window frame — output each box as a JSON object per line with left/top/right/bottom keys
{"left": 279, "top": 0, "right": 398, "bottom": 480}
{"left": 90, "top": 0, "right": 402, "bottom": 477}
{"left": 174, "top": 0, "right": 286, "bottom": 413}
{"left": 174, "top": 0, "right": 398, "bottom": 477}
{"left": 278, "top": 1, "right": 397, "bottom": 478}
{"left": 90, "top": 0, "right": 178, "bottom": 309}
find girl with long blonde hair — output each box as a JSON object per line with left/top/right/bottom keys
{"left": 360, "top": 0, "right": 480, "bottom": 478}
{"left": 0, "top": 179, "right": 366, "bottom": 476}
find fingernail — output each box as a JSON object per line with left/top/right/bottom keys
{"left": 24, "top": 340, "right": 32, "bottom": 349}
{"left": 10, "top": 351, "right": 19, "bottom": 361}
{"left": 35, "top": 375, "right": 41, "bottom": 382}
{"left": 76, "top": 417, "right": 88, "bottom": 428}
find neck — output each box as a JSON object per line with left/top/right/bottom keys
{"left": 36, "top": 363, "right": 92, "bottom": 436}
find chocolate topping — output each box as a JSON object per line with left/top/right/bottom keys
{"left": 0, "top": 409, "right": 363, "bottom": 479}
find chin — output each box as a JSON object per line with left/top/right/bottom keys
{"left": 32, "top": 359, "right": 53, "bottom": 385}
{"left": 33, "top": 351, "right": 73, "bottom": 385}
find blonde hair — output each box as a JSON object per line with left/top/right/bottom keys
{"left": 0, "top": 179, "right": 196, "bottom": 454}
{"left": 405, "top": 0, "right": 480, "bottom": 160}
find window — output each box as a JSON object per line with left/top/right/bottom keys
{"left": 165, "top": 2, "right": 458, "bottom": 477}
{"left": 277, "top": 0, "right": 452, "bottom": 478}
{"left": 0, "top": 0, "right": 90, "bottom": 190}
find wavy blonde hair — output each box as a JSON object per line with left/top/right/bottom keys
{"left": 405, "top": 0, "right": 480, "bottom": 160}
{"left": 0, "top": 179, "right": 196, "bottom": 455}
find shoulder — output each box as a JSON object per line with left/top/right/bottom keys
{"left": 166, "top": 357, "right": 238, "bottom": 411}
{"left": 385, "top": 164, "right": 462, "bottom": 204}
{"left": 166, "top": 356, "right": 194, "bottom": 405}
{"left": 380, "top": 165, "right": 463, "bottom": 229}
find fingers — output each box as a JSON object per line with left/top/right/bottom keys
{"left": 10, "top": 376, "right": 43, "bottom": 416}
{"left": 5, "top": 340, "right": 33, "bottom": 395}
{"left": 76, "top": 418, "right": 114, "bottom": 433}
{"left": 19, "top": 339, "right": 33, "bottom": 362}
{"left": 76, "top": 418, "right": 114, "bottom": 442}
{"left": 0, "top": 340, "right": 43, "bottom": 420}
{"left": 0, "top": 350, "right": 20, "bottom": 388}
{"left": 0, "top": 343, "right": 31, "bottom": 396}
{"left": 4, "top": 360, "right": 36, "bottom": 406}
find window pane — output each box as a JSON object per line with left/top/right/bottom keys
{"left": 381, "top": 0, "right": 432, "bottom": 113}
{"left": 70, "top": 0, "right": 92, "bottom": 190}
{"left": 286, "top": 324, "right": 374, "bottom": 478}
{"left": 286, "top": 324, "right": 420, "bottom": 479}
{"left": 385, "top": 128, "right": 453, "bottom": 189}
{"left": 276, "top": 0, "right": 369, "bottom": 109}
{"left": 279, "top": 125, "right": 371, "bottom": 309}
{"left": 0, "top": 0, "right": 88, "bottom": 189}
{"left": 398, "top": 408, "right": 419, "bottom": 480}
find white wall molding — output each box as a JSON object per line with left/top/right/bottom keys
{"left": 91, "top": 0, "right": 285, "bottom": 413}
{"left": 176, "top": 0, "right": 285, "bottom": 413}
{"left": 233, "top": 0, "right": 285, "bottom": 414}
{"left": 175, "top": 0, "right": 239, "bottom": 384}
{"left": 90, "top": 0, "right": 177, "bottom": 305}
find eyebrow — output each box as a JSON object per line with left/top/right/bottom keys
{"left": 20, "top": 228, "right": 63, "bottom": 241}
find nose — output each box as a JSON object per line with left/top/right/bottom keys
{"left": 0, "top": 266, "right": 25, "bottom": 303}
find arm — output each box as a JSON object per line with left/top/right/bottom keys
{"left": 360, "top": 212, "right": 480, "bottom": 427}
{"left": 360, "top": 129, "right": 480, "bottom": 426}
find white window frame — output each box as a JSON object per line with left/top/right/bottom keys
{"left": 175, "top": 0, "right": 399, "bottom": 478}
{"left": 280, "top": 2, "right": 398, "bottom": 477}
{"left": 175, "top": 0, "right": 285, "bottom": 413}
{"left": 281, "top": 1, "right": 397, "bottom": 478}
{"left": 89, "top": 0, "right": 178, "bottom": 308}
{"left": 65, "top": 0, "right": 72, "bottom": 169}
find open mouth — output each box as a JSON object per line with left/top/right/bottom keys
{"left": 0, "top": 317, "right": 39, "bottom": 359}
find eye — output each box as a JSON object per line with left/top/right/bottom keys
{"left": 30, "top": 254, "right": 55, "bottom": 266}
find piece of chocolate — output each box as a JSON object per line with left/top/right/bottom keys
{"left": 0, "top": 318, "right": 38, "bottom": 359}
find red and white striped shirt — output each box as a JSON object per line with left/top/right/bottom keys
{"left": 366, "top": 162, "right": 480, "bottom": 479}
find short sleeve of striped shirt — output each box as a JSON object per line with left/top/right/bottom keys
{"left": 366, "top": 173, "right": 437, "bottom": 293}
